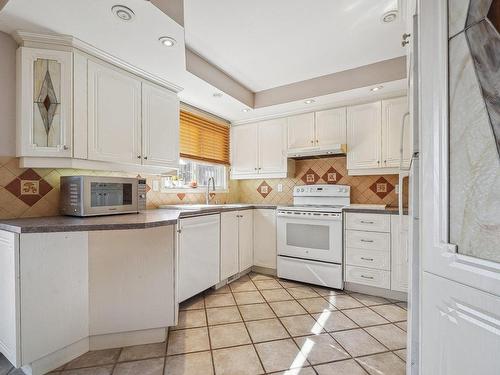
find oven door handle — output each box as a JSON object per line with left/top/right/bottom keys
{"left": 276, "top": 212, "right": 341, "bottom": 221}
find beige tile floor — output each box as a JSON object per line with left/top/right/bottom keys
{"left": 0, "top": 272, "right": 408, "bottom": 375}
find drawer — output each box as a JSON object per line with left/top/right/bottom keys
{"left": 346, "top": 248, "right": 390, "bottom": 270}
{"left": 345, "top": 265, "right": 390, "bottom": 289}
{"left": 345, "top": 213, "right": 390, "bottom": 232}
{"left": 345, "top": 230, "right": 390, "bottom": 251}
{"left": 277, "top": 256, "right": 343, "bottom": 290}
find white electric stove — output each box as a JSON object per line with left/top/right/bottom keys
{"left": 276, "top": 184, "right": 350, "bottom": 289}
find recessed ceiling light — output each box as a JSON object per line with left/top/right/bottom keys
{"left": 370, "top": 86, "right": 383, "bottom": 92}
{"left": 213, "top": 92, "right": 223, "bottom": 98}
{"left": 304, "top": 99, "right": 315, "bottom": 104}
{"left": 159, "top": 36, "right": 176, "bottom": 47}
{"left": 111, "top": 5, "right": 135, "bottom": 22}
{"left": 382, "top": 10, "right": 398, "bottom": 23}
{"left": 242, "top": 108, "right": 250, "bottom": 113}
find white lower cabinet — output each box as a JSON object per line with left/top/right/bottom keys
{"left": 345, "top": 212, "right": 408, "bottom": 294}
{"left": 220, "top": 211, "right": 239, "bottom": 280}
{"left": 253, "top": 209, "right": 277, "bottom": 269}
{"left": 238, "top": 210, "right": 254, "bottom": 272}
{"left": 177, "top": 215, "right": 221, "bottom": 302}
{"left": 0, "top": 231, "right": 88, "bottom": 371}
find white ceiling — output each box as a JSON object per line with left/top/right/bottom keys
{"left": 0, "top": 0, "right": 407, "bottom": 123}
{"left": 184, "top": 0, "right": 407, "bottom": 92}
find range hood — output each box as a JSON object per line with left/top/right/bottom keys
{"left": 287, "top": 144, "right": 347, "bottom": 159}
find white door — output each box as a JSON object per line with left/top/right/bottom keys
{"left": 253, "top": 209, "right": 277, "bottom": 269}
{"left": 381, "top": 97, "right": 411, "bottom": 168}
{"left": 258, "top": 118, "right": 286, "bottom": 174}
{"left": 287, "top": 112, "right": 315, "bottom": 151}
{"left": 238, "top": 210, "right": 253, "bottom": 272}
{"left": 231, "top": 124, "right": 258, "bottom": 176}
{"left": 315, "top": 107, "right": 347, "bottom": 148}
{"left": 141, "top": 82, "right": 179, "bottom": 167}
{"left": 17, "top": 47, "right": 73, "bottom": 158}
{"left": 177, "top": 215, "right": 220, "bottom": 302}
{"left": 390, "top": 215, "right": 408, "bottom": 293}
{"left": 347, "top": 102, "right": 382, "bottom": 170}
{"left": 419, "top": 0, "right": 500, "bottom": 373}
{"left": 88, "top": 60, "right": 142, "bottom": 165}
{"left": 220, "top": 211, "right": 239, "bottom": 280}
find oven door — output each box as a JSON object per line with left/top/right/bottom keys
{"left": 82, "top": 177, "right": 138, "bottom": 216}
{"left": 277, "top": 210, "right": 342, "bottom": 264}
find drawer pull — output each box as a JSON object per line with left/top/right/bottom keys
{"left": 361, "top": 275, "right": 374, "bottom": 280}
{"left": 360, "top": 220, "right": 374, "bottom": 224}
{"left": 360, "top": 239, "right": 374, "bottom": 243}
{"left": 360, "top": 257, "right": 374, "bottom": 261}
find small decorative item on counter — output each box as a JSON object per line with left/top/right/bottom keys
{"left": 189, "top": 181, "right": 198, "bottom": 188}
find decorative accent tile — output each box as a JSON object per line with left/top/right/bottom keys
{"left": 4, "top": 168, "right": 53, "bottom": 206}
{"left": 301, "top": 168, "right": 320, "bottom": 185}
{"left": 369, "top": 177, "right": 394, "bottom": 199}
{"left": 257, "top": 181, "right": 272, "bottom": 198}
{"left": 321, "top": 166, "right": 343, "bottom": 184}
{"left": 177, "top": 193, "right": 186, "bottom": 200}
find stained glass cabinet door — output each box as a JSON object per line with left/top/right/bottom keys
{"left": 17, "top": 47, "right": 72, "bottom": 157}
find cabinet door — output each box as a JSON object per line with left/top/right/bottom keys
{"left": 258, "top": 118, "right": 286, "bottom": 174}
{"left": 382, "top": 97, "right": 410, "bottom": 168}
{"left": 18, "top": 47, "right": 73, "bottom": 157}
{"left": 88, "top": 60, "right": 142, "bottom": 165}
{"left": 287, "top": 112, "right": 315, "bottom": 151}
{"left": 391, "top": 215, "right": 409, "bottom": 292}
{"left": 220, "top": 212, "right": 239, "bottom": 280}
{"left": 315, "top": 107, "right": 347, "bottom": 147}
{"left": 347, "top": 102, "right": 382, "bottom": 170}
{"left": 231, "top": 124, "right": 258, "bottom": 176}
{"left": 238, "top": 210, "right": 254, "bottom": 272}
{"left": 253, "top": 209, "right": 276, "bottom": 269}
{"left": 178, "top": 215, "right": 220, "bottom": 302}
{"left": 142, "top": 82, "right": 179, "bottom": 167}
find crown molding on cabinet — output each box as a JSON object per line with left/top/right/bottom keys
{"left": 12, "top": 30, "right": 183, "bottom": 93}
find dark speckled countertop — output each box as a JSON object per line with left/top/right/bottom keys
{"left": 0, "top": 204, "right": 278, "bottom": 234}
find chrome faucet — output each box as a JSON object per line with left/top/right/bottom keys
{"left": 206, "top": 177, "right": 216, "bottom": 205}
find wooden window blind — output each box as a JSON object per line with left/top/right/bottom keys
{"left": 179, "top": 110, "right": 230, "bottom": 165}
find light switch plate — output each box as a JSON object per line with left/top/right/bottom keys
{"left": 152, "top": 180, "right": 160, "bottom": 192}
{"left": 277, "top": 184, "right": 283, "bottom": 192}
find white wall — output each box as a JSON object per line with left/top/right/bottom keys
{"left": 0, "top": 31, "right": 16, "bottom": 156}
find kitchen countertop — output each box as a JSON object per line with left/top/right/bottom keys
{"left": 343, "top": 206, "right": 408, "bottom": 215}
{"left": 0, "top": 204, "right": 278, "bottom": 234}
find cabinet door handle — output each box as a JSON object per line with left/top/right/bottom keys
{"left": 361, "top": 275, "right": 374, "bottom": 280}
{"left": 360, "top": 220, "right": 374, "bottom": 224}
{"left": 176, "top": 228, "right": 182, "bottom": 233}
{"left": 360, "top": 257, "right": 374, "bottom": 261}
{"left": 137, "top": 155, "right": 141, "bottom": 159}
{"left": 144, "top": 156, "right": 148, "bottom": 160}
{"left": 63, "top": 145, "right": 69, "bottom": 150}
{"left": 310, "top": 140, "right": 314, "bottom": 144}
{"left": 315, "top": 140, "right": 319, "bottom": 144}
{"left": 360, "top": 239, "right": 374, "bottom": 243}
{"left": 254, "top": 167, "right": 258, "bottom": 170}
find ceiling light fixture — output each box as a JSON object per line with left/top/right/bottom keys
{"left": 304, "top": 99, "right": 315, "bottom": 104}
{"left": 370, "top": 86, "right": 383, "bottom": 92}
{"left": 381, "top": 10, "right": 398, "bottom": 23}
{"left": 242, "top": 108, "right": 250, "bottom": 113}
{"left": 111, "top": 5, "right": 135, "bottom": 22}
{"left": 159, "top": 36, "right": 176, "bottom": 47}
{"left": 213, "top": 92, "right": 223, "bottom": 98}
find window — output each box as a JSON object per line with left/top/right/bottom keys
{"left": 179, "top": 110, "right": 230, "bottom": 165}
{"left": 162, "top": 159, "right": 227, "bottom": 190}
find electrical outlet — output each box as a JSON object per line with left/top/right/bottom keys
{"left": 152, "top": 180, "right": 160, "bottom": 192}
{"left": 277, "top": 184, "right": 283, "bottom": 192}
{"left": 395, "top": 184, "right": 399, "bottom": 194}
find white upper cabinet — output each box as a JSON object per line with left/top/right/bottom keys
{"left": 17, "top": 47, "right": 73, "bottom": 158}
{"left": 315, "top": 107, "right": 347, "bottom": 148}
{"left": 287, "top": 112, "right": 315, "bottom": 151}
{"left": 231, "top": 119, "right": 291, "bottom": 179}
{"left": 347, "top": 102, "right": 382, "bottom": 170}
{"left": 231, "top": 124, "right": 259, "bottom": 176}
{"left": 141, "top": 82, "right": 179, "bottom": 168}
{"left": 381, "top": 97, "right": 410, "bottom": 168}
{"left": 87, "top": 60, "right": 142, "bottom": 165}
{"left": 258, "top": 118, "right": 287, "bottom": 174}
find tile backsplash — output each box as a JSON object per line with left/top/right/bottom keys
{"left": 237, "top": 156, "right": 408, "bottom": 207}
{"left": 0, "top": 156, "right": 406, "bottom": 219}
